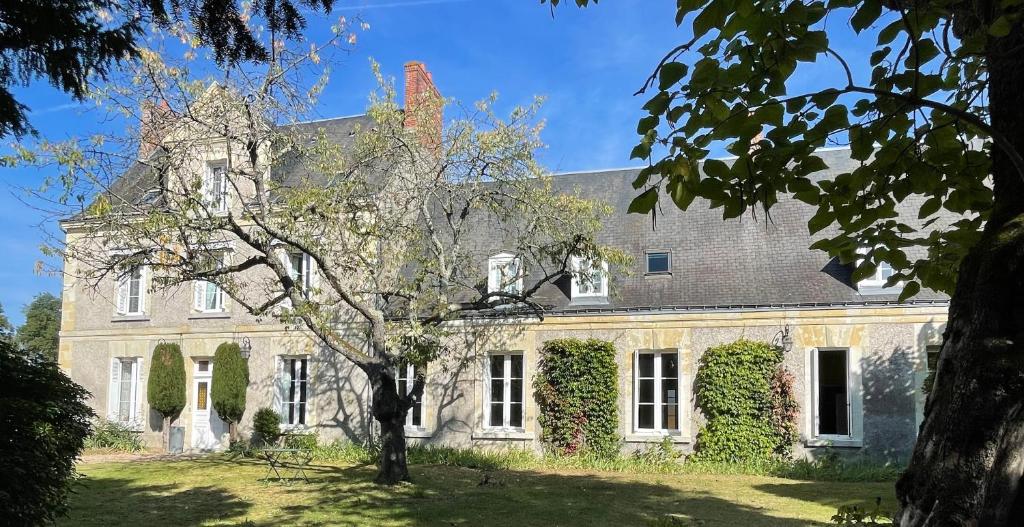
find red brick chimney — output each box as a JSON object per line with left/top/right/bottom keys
{"left": 139, "top": 99, "right": 172, "bottom": 160}
{"left": 403, "top": 61, "right": 442, "bottom": 147}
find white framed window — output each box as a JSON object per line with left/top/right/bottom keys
{"left": 633, "top": 351, "right": 681, "bottom": 433}
{"left": 855, "top": 248, "right": 903, "bottom": 293}
{"left": 485, "top": 353, "right": 524, "bottom": 430}
{"left": 570, "top": 256, "right": 608, "bottom": 298}
{"left": 108, "top": 357, "right": 143, "bottom": 428}
{"left": 286, "top": 252, "right": 313, "bottom": 299}
{"left": 812, "top": 347, "right": 851, "bottom": 438}
{"left": 277, "top": 356, "right": 309, "bottom": 427}
{"left": 193, "top": 253, "right": 227, "bottom": 313}
{"left": 487, "top": 253, "right": 523, "bottom": 296}
{"left": 396, "top": 362, "right": 425, "bottom": 429}
{"left": 115, "top": 265, "right": 147, "bottom": 316}
{"left": 645, "top": 251, "right": 671, "bottom": 275}
{"left": 202, "top": 162, "right": 229, "bottom": 212}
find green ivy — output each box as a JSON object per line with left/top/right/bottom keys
{"left": 693, "top": 339, "right": 798, "bottom": 463}
{"left": 533, "top": 338, "right": 619, "bottom": 458}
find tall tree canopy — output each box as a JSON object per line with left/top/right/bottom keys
{"left": 16, "top": 292, "right": 61, "bottom": 362}
{"left": 549, "top": 0, "right": 1024, "bottom": 524}
{"left": 0, "top": 0, "right": 335, "bottom": 137}
{"left": 0, "top": 301, "right": 13, "bottom": 343}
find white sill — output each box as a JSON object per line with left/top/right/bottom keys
{"left": 111, "top": 315, "right": 149, "bottom": 322}
{"left": 472, "top": 429, "right": 532, "bottom": 441}
{"left": 857, "top": 283, "right": 905, "bottom": 295}
{"left": 188, "top": 311, "right": 230, "bottom": 320}
{"left": 805, "top": 437, "right": 864, "bottom": 448}
{"left": 404, "top": 428, "right": 432, "bottom": 439}
{"left": 625, "top": 433, "right": 690, "bottom": 444}
{"left": 644, "top": 272, "right": 672, "bottom": 279}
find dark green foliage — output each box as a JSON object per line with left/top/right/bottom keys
{"left": 0, "top": 0, "right": 335, "bottom": 137}
{"left": 84, "top": 420, "right": 143, "bottom": 452}
{"left": 148, "top": 343, "right": 186, "bottom": 420}
{"left": 534, "top": 338, "right": 619, "bottom": 458}
{"left": 211, "top": 342, "right": 249, "bottom": 426}
{"left": 252, "top": 407, "right": 281, "bottom": 447}
{"left": 0, "top": 301, "right": 14, "bottom": 343}
{"left": 0, "top": 337, "right": 93, "bottom": 525}
{"left": 693, "top": 339, "right": 797, "bottom": 462}
{"left": 16, "top": 293, "right": 61, "bottom": 362}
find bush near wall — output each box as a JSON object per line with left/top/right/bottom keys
{"left": 534, "top": 338, "right": 619, "bottom": 458}
{"left": 693, "top": 339, "right": 798, "bottom": 463}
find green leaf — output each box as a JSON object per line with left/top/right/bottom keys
{"left": 628, "top": 187, "right": 659, "bottom": 214}
{"left": 898, "top": 280, "right": 921, "bottom": 302}
{"left": 637, "top": 115, "right": 660, "bottom": 135}
{"left": 807, "top": 207, "right": 834, "bottom": 234}
{"left": 918, "top": 196, "right": 941, "bottom": 219}
{"left": 659, "top": 62, "right": 688, "bottom": 91}
{"left": 990, "top": 16, "right": 1012, "bottom": 38}
{"left": 667, "top": 177, "right": 695, "bottom": 210}
{"left": 851, "top": 0, "right": 881, "bottom": 33}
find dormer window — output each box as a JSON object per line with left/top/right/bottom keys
{"left": 856, "top": 248, "right": 903, "bottom": 294}
{"left": 203, "top": 163, "right": 228, "bottom": 212}
{"left": 487, "top": 253, "right": 523, "bottom": 296}
{"left": 570, "top": 256, "right": 608, "bottom": 298}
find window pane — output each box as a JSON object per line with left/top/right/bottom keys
{"left": 638, "top": 379, "right": 655, "bottom": 403}
{"left": 661, "top": 353, "right": 678, "bottom": 379}
{"left": 411, "top": 401, "right": 422, "bottom": 427}
{"left": 490, "top": 380, "right": 504, "bottom": 402}
{"left": 398, "top": 379, "right": 408, "bottom": 397}
{"left": 509, "top": 403, "right": 523, "bottom": 428}
{"left": 637, "top": 404, "right": 654, "bottom": 429}
{"left": 510, "top": 355, "right": 523, "bottom": 379}
{"left": 511, "top": 379, "right": 523, "bottom": 403}
{"left": 490, "top": 403, "right": 504, "bottom": 427}
{"left": 198, "top": 360, "right": 209, "bottom": 372}
{"left": 298, "top": 402, "right": 305, "bottom": 425}
{"left": 197, "top": 381, "right": 208, "bottom": 410}
{"left": 637, "top": 353, "right": 654, "bottom": 378}
{"left": 647, "top": 252, "right": 670, "bottom": 273}
{"left": 490, "top": 355, "right": 505, "bottom": 379}
{"left": 817, "top": 349, "right": 849, "bottom": 435}
{"left": 662, "top": 402, "right": 678, "bottom": 430}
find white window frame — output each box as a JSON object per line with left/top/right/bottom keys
{"left": 855, "top": 247, "right": 903, "bottom": 293}
{"left": 484, "top": 353, "right": 525, "bottom": 431}
{"left": 115, "top": 265, "right": 147, "bottom": 316}
{"left": 108, "top": 357, "right": 143, "bottom": 430}
{"left": 203, "top": 162, "right": 229, "bottom": 213}
{"left": 570, "top": 255, "right": 609, "bottom": 298}
{"left": 487, "top": 253, "right": 523, "bottom": 296}
{"left": 806, "top": 347, "right": 864, "bottom": 446}
{"left": 277, "top": 355, "right": 310, "bottom": 429}
{"left": 633, "top": 350, "right": 683, "bottom": 434}
{"left": 396, "top": 362, "right": 425, "bottom": 430}
{"left": 285, "top": 252, "right": 313, "bottom": 300}
{"left": 193, "top": 253, "right": 227, "bottom": 313}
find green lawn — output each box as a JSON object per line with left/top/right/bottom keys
{"left": 64, "top": 456, "right": 894, "bottom": 526}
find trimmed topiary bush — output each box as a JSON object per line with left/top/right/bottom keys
{"left": 534, "top": 338, "right": 619, "bottom": 458}
{"left": 0, "top": 337, "right": 93, "bottom": 525}
{"left": 147, "top": 342, "right": 186, "bottom": 451}
{"left": 211, "top": 342, "right": 249, "bottom": 441}
{"left": 693, "top": 339, "right": 798, "bottom": 463}
{"left": 252, "top": 407, "right": 281, "bottom": 447}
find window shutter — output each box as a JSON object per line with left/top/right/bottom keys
{"left": 116, "top": 274, "right": 128, "bottom": 315}
{"left": 139, "top": 266, "right": 148, "bottom": 314}
{"left": 132, "top": 357, "right": 143, "bottom": 427}
{"left": 108, "top": 358, "right": 122, "bottom": 420}
{"left": 219, "top": 169, "right": 228, "bottom": 210}
{"left": 193, "top": 280, "right": 204, "bottom": 311}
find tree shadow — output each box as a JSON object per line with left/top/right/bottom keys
{"left": 754, "top": 481, "right": 897, "bottom": 516}
{"left": 61, "top": 476, "right": 251, "bottom": 526}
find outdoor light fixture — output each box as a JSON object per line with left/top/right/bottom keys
{"left": 240, "top": 336, "right": 252, "bottom": 360}
{"left": 773, "top": 325, "right": 794, "bottom": 353}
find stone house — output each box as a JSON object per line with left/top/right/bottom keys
{"left": 57, "top": 62, "right": 948, "bottom": 461}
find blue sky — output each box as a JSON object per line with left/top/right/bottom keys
{"left": 0, "top": 0, "right": 870, "bottom": 325}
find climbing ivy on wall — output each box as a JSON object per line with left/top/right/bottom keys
{"left": 693, "top": 339, "right": 798, "bottom": 463}
{"left": 534, "top": 338, "right": 619, "bottom": 458}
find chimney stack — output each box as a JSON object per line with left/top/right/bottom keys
{"left": 139, "top": 99, "right": 172, "bottom": 160}
{"left": 403, "top": 61, "right": 442, "bottom": 148}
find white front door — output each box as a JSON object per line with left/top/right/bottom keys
{"left": 191, "top": 359, "right": 227, "bottom": 450}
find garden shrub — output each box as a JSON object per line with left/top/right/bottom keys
{"left": 84, "top": 420, "right": 144, "bottom": 452}
{"left": 147, "top": 342, "right": 186, "bottom": 450}
{"left": 0, "top": 339, "right": 93, "bottom": 525}
{"left": 533, "top": 338, "right": 619, "bottom": 457}
{"left": 211, "top": 342, "right": 249, "bottom": 440}
{"left": 252, "top": 407, "right": 281, "bottom": 447}
{"left": 693, "top": 339, "right": 798, "bottom": 462}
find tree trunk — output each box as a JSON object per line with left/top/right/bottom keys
{"left": 896, "top": 20, "right": 1024, "bottom": 526}
{"left": 162, "top": 416, "right": 170, "bottom": 453}
{"left": 370, "top": 367, "right": 412, "bottom": 485}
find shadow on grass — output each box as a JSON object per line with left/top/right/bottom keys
{"left": 65, "top": 455, "right": 849, "bottom": 527}
{"left": 754, "top": 481, "right": 896, "bottom": 510}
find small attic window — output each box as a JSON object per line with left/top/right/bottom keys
{"left": 856, "top": 247, "right": 904, "bottom": 294}
{"left": 139, "top": 188, "right": 161, "bottom": 205}
{"left": 488, "top": 253, "right": 523, "bottom": 296}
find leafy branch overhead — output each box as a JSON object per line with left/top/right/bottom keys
{"left": 553, "top": 0, "right": 1014, "bottom": 300}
